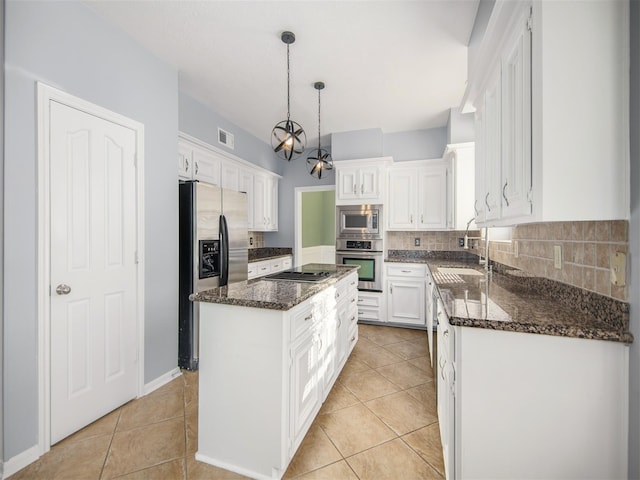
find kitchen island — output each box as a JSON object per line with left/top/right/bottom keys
{"left": 190, "top": 264, "right": 359, "bottom": 480}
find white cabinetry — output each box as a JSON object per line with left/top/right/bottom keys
{"left": 435, "top": 296, "right": 628, "bottom": 479}
{"left": 335, "top": 157, "right": 391, "bottom": 205}
{"left": 178, "top": 140, "right": 221, "bottom": 185}
{"left": 466, "top": 1, "right": 629, "bottom": 225}
{"left": 386, "top": 263, "right": 426, "bottom": 327}
{"left": 387, "top": 161, "right": 448, "bottom": 231}
{"left": 254, "top": 174, "right": 278, "bottom": 231}
{"left": 444, "top": 143, "right": 476, "bottom": 230}
{"left": 197, "top": 272, "right": 359, "bottom": 479}
{"left": 356, "top": 291, "right": 385, "bottom": 324}
{"left": 248, "top": 255, "right": 292, "bottom": 280}
{"left": 179, "top": 134, "right": 280, "bottom": 232}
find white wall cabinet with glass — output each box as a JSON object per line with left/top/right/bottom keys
{"left": 465, "top": 1, "right": 629, "bottom": 225}
{"left": 178, "top": 133, "right": 280, "bottom": 232}
{"left": 387, "top": 160, "right": 448, "bottom": 231}
{"left": 385, "top": 263, "right": 426, "bottom": 327}
{"left": 335, "top": 157, "right": 391, "bottom": 206}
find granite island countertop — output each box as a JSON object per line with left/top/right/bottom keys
{"left": 386, "top": 251, "right": 633, "bottom": 344}
{"left": 248, "top": 247, "right": 292, "bottom": 263}
{"left": 190, "top": 264, "right": 358, "bottom": 311}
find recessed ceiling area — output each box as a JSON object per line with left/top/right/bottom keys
{"left": 84, "top": 1, "right": 480, "bottom": 146}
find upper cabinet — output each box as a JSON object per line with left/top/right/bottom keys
{"left": 178, "top": 134, "right": 280, "bottom": 232}
{"left": 335, "top": 158, "right": 391, "bottom": 205}
{"left": 444, "top": 143, "right": 476, "bottom": 230}
{"left": 179, "top": 142, "right": 221, "bottom": 185}
{"left": 465, "top": 1, "right": 629, "bottom": 225}
{"left": 387, "top": 160, "right": 448, "bottom": 231}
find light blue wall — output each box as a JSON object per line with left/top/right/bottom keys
{"left": 332, "top": 127, "right": 448, "bottom": 162}
{"left": 265, "top": 150, "right": 334, "bottom": 253}
{"left": 4, "top": 0, "right": 178, "bottom": 460}
{"left": 383, "top": 127, "right": 448, "bottom": 161}
{"left": 628, "top": 2, "right": 639, "bottom": 477}
{"left": 331, "top": 129, "right": 383, "bottom": 161}
{"left": 179, "top": 92, "right": 283, "bottom": 176}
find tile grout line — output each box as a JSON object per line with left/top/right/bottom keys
{"left": 99, "top": 407, "right": 123, "bottom": 480}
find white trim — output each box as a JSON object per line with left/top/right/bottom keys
{"left": 195, "top": 452, "right": 273, "bottom": 480}
{"left": 179, "top": 131, "right": 282, "bottom": 179}
{"left": 294, "top": 185, "right": 336, "bottom": 266}
{"left": 2, "top": 445, "right": 40, "bottom": 479}
{"left": 143, "top": 367, "right": 182, "bottom": 395}
{"left": 36, "top": 82, "right": 145, "bottom": 455}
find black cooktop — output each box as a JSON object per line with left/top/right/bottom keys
{"left": 263, "top": 265, "right": 336, "bottom": 283}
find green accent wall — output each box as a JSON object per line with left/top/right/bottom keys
{"left": 302, "top": 191, "right": 335, "bottom": 247}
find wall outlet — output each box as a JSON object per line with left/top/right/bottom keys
{"left": 249, "top": 237, "right": 253, "bottom": 246}
{"left": 458, "top": 237, "right": 465, "bottom": 247}
{"left": 414, "top": 238, "right": 420, "bottom": 247}
{"left": 553, "top": 245, "right": 562, "bottom": 269}
{"left": 611, "top": 252, "right": 627, "bottom": 286}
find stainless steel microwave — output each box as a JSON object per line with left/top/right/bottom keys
{"left": 336, "top": 205, "right": 382, "bottom": 238}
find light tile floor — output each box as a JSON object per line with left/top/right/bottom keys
{"left": 9, "top": 324, "right": 444, "bottom": 479}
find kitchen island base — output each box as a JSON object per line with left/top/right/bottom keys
{"left": 195, "top": 270, "right": 359, "bottom": 479}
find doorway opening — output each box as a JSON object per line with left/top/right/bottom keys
{"left": 294, "top": 186, "right": 335, "bottom": 265}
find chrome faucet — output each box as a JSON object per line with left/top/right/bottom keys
{"left": 463, "top": 217, "right": 481, "bottom": 249}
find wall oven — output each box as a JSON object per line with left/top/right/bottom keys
{"left": 337, "top": 205, "right": 381, "bottom": 238}
{"left": 335, "top": 239, "right": 383, "bottom": 292}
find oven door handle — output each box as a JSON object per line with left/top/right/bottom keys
{"left": 336, "top": 250, "right": 383, "bottom": 256}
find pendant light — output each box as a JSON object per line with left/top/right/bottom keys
{"left": 271, "top": 31, "right": 306, "bottom": 161}
{"left": 307, "top": 81, "right": 333, "bottom": 179}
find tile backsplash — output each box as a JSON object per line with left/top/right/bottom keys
{"left": 247, "top": 231, "right": 265, "bottom": 249}
{"left": 386, "top": 230, "right": 481, "bottom": 251}
{"left": 477, "top": 220, "right": 628, "bottom": 301}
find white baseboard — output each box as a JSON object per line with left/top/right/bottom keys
{"left": 3, "top": 445, "right": 39, "bottom": 479}
{"left": 195, "top": 452, "right": 272, "bottom": 480}
{"left": 143, "top": 367, "right": 182, "bottom": 395}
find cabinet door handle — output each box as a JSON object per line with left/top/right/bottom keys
{"left": 351, "top": 315, "right": 356, "bottom": 322}
{"left": 195, "top": 162, "right": 199, "bottom": 175}
{"left": 350, "top": 281, "right": 356, "bottom": 286}
{"left": 390, "top": 285, "right": 393, "bottom": 294}
{"left": 485, "top": 192, "right": 491, "bottom": 212}
{"left": 185, "top": 159, "right": 190, "bottom": 171}
{"left": 336, "top": 292, "right": 340, "bottom": 299}
{"left": 353, "top": 184, "right": 357, "bottom": 194}
{"left": 474, "top": 199, "right": 479, "bottom": 216}
{"left": 337, "top": 318, "right": 342, "bottom": 329}
{"left": 421, "top": 214, "right": 424, "bottom": 223}
{"left": 401, "top": 270, "right": 412, "bottom": 273}
{"left": 304, "top": 314, "right": 313, "bottom": 321}
{"left": 351, "top": 298, "right": 356, "bottom": 303}
{"left": 361, "top": 184, "right": 364, "bottom": 194}
{"left": 410, "top": 215, "right": 413, "bottom": 224}
{"left": 502, "top": 181, "right": 510, "bottom": 207}
{"left": 350, "top": 335, "right": 356, "bottom": 343}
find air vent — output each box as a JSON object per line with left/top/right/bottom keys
{"left": 218, "top": 128, "right": 235, "bottom": 150}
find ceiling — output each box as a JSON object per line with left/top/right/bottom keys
{"left": 85, "top": 1, "right": 479, "bottom": 147}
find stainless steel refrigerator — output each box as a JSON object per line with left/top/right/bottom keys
{"left": 178, "top": 181, "right": 248, "bottom": 370}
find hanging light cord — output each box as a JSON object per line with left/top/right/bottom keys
{"left": 317, "top": 86, "right": 321, "bottom": 150}
{"left": 286, "top": 43, "right": 291, "bottom": 122}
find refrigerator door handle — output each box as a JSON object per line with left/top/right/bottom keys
{"left": 219, "top": 214, "right": 229, "bottom": 286}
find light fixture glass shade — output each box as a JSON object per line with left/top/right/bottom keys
{"left": 306, "top": 148, "right": 333, "bottom": 179}
{"left": 271, "top": 119, "right": 306, "bottom": 161}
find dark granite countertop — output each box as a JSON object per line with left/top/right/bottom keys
{"left": 387, "top": 250, "right": 632, "bottom": 344}
{"left": 248, "top": 247, "right": 293, "bottom": 263}
{"left": 190, "top": 264, "right": 358, "bottom": 311}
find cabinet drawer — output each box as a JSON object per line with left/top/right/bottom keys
{"left": 386, "top": 264, "right": 427, "bottom": 278}
{"left": 357, "top": 307, "right": 382, "bottom": 322}
{"left": 254, "top": 260, "right": 272, "bottom": 277}
{"left": 248, "top": 264, "right": 258, "bottom": 279}
{"left": 270, "top": 259, "right": 284, "bottom": 272}
{"left": 290, "top": 302, "right": 317, "bottom": 341}
{"left": 357, "top": 293, "right": 380, "bottom": 308}
{"left": 347, "top": 323, "right": 359, "bottom": 349}
{"left": 282, "top": 256, "right": 292, "bottom": 269}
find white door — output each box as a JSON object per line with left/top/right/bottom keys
{"left": 387, "top": 169, "right": 416, "bottom": 230}
{"left": 418, "top": 166, "right": 448, "bottom": 230}
{"left": 49, "top": 101, "right": 139, "bottom": 444}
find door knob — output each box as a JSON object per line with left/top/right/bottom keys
{"left": 56, "top": 284, "right": 71, "bottom": 295}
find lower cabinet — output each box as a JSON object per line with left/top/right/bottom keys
{"left": 356, "top": 291, "right": 385, "bottom": 323}
{"left": 386, "top": 263, "right": 426, "bottom": 327}
{"left": 435, "top": 299, "right": 629, "bottom": 480}
{"left": 248, "top": 255, "right": 292, "bottom": 279}
{"left": 197, "top": 271, "right": 359, "bottom": 479}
